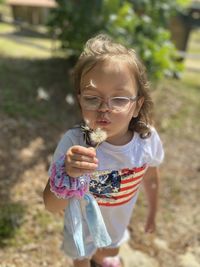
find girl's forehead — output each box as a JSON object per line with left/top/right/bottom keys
{"left": 80, "top": 59, "right": 137, "bottom": 93}
{"left": 92, "top": 58, "right": 128, "bottom": 72}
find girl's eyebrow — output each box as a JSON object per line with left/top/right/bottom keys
{"left": 84, "top": 85, "right": 129, "bottom": 92}
{"left": 82, "top": 86, "right": 99, "bottom": 94}
{"left": 83, "top": 85, "right": 96, "bottom": 90}
{"left": 115, "top": 88, "right": 130, "bottom": 92}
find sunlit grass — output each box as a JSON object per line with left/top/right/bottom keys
{"left": 0, "top": 22, "right": 62, "bottom": 58}
{"left": 0, "top": 3, "right": 12, "bottom": 18}
{"left": 187, "top": 29, "right": 200, "bottom": 54}
{"left": 0, "top": 38, "right": 52, "bottom": 58}
{"left": 0, "top": 22, "right": 14, "bottom": 33}
{"left": 154, "top": 75, "right": 200, "bottom": 136}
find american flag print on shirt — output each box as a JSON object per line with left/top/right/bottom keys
{"left": 89, "top": 164, "right": 147, "bottom": 206}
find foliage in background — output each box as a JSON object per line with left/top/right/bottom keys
{"left": 48, "top": 0, "right": 103, "bottom": 56}
{"left": 48, "top": 0, "right": 191, "bottom": 80}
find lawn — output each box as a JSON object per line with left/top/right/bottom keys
{"left": 0, "top": 21, "right": 199, "bottom": 267}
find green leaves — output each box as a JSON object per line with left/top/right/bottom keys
{"left": 48, "top": 0, "right": 185, "bottom": 80}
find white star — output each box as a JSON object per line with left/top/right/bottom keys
{"left": 90, "top": 181, "right": 96, "bottom": 188}
{"left": 97, "top": 187, "right": 102, "bottom": 193}
{"left": 113, "top": 187, "right": 119, "bottom": 192}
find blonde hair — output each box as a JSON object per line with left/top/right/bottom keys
{"left": 73, "top": 34, "right": 154, "bottom": 139}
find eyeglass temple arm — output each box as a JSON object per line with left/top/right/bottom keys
{"left": 130, "top": 96, "right": 138, "bottom": 101}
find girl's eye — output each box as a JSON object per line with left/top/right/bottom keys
{"left": 82, "top": 96, "right": 100, "bottom": 106}
{"left": 111, "top": 97, "right": 129, "bottom": 107}
{"left": 83, "top": 96, "right": 98, "bottom": 101}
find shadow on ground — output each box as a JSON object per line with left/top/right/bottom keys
{"left": 0, "top": 56, "right": 79, "bottom": 246}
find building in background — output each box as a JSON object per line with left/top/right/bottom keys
{"left": 7, "top": 0, "right": 57, "bottom": 25}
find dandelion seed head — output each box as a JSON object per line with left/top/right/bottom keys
{"left": 90, "top": 128, "right": 107, "bottom": 144}
{"left": 83, "top": 119, "right": 91, "bottom": 131}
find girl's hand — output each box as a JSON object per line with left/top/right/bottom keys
{"left": 65, "top": 145, "right": 98, "bottom": 177}
{"left": 145, "top": 214, "right": 156, "bottom": 233}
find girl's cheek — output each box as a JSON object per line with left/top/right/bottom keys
{"left": 82, "top": 111, "right": 96, "bottom": 124}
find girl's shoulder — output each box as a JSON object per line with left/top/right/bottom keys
{"left": 60, "top": 126, "right": 84, "bottom": 146}
{"left": 137, "top": 126, "right": 161, "bottom": 144}
{"left": 136, "top": 126, "right": 164, "bottom": 167}
{"left": 63, "top": 126, "right": 81, "bottom": 138}
{"left": 52, "top": 126, "right": 84, "bottom": 161}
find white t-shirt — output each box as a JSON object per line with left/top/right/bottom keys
{"left": 49, "top": 126, "right": 164, "bottom": 247}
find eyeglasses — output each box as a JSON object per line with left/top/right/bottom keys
{"left": 79, "top": 94, "right": 138, "bottom": 112}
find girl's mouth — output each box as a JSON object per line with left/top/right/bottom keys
{"left": 96, "top": 119, "right": 111, "bottom": 126}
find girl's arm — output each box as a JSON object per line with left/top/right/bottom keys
{"left": 43, "top": 179, "right": 69, "bottom": 213}
{"left": 43, "top": 145, "right": 98, "bottom": 214}
{"left": 143, "top": 166, "right": 160, "bottom": 233}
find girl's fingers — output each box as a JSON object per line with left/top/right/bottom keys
{"left": 65, "top": 146, "right": 98, "bottom": 177}
{"left": 70, "top": 160, "right": 98, "bottom": 170}
{"left": 71, "top": 146, "right": 96, "bottom": 158}
{"left": 71, "top": 154, "right": 98, "bottom": 164}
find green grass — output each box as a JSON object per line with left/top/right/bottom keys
{"left": 0, "top": 37, "right": 52, "bottom": 58}
{"left": 154, "top": 76, "right": 200, "bottom": 138}
{"left": 0, "top": 3, "right": 12, "bottom": 18}
{"left": 0, "top": 21, "right": 66, "bottom": 59}
{"left": 0, "top": 203, "right": 62, "bottom": 248}
{"left": 33, "top": 210, "right": 62, "bottom": 231}
{"left": 0, "top": 203, "right": 26, "bottom": 247}
{"left": 0, "top": 23, "right": 79, "bottom": 123}
{"left": 187, "top": 29, "right": 200, "bottom": 54}
{"left": 0, "top": 23, "right": 58, "bottom": 58}
{"left": 0, "top": 22, "right": 13, "bottom": 33}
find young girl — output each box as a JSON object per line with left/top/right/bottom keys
{"left": 43, "top": 34, "right": 164, "bottom": 267}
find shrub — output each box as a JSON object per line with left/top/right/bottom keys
{"left": 48, "top": 0, "right": 190, "bottom": 80}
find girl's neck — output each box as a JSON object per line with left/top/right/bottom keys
{"left": 106, "top": 130, "right": 134, "bottom": 146}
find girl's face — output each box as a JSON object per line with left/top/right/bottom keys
{"left": 79, "top": 59, "right": 144, "bottom": 145}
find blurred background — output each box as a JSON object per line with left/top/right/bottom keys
{"left": 0, "top": 1, "right": 199, "bottom": 266}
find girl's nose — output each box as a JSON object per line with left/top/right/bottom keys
{"left": 97, "top": 100, "right": 111, "bottom": 112}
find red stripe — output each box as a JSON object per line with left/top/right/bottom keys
{"left": 120, "top": 180, "right": 142, "bottom": 192}
{"left": 121, "top": 165, "right": 147, "bottom": 175}
{"left": 121, "top": 174, "right": 144, "bottom": 184}
{"left": 112, "top": 187, "right": 138, "bottom": 200}
{"left": 98, "top": 194, "right": 136, "bottom": 206}
{"left": 134, "top": 165, "right": 147, "bottom": 172}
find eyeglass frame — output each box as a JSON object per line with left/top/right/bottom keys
{"left": 78, "top": 94, "right": 139, "bottom": 112}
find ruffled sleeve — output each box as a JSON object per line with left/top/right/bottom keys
{"left": 144, "top": 127, "right": 164, "bottom": 167}
{"left": 48, "top": 129, "right": 89, "bottom": 199}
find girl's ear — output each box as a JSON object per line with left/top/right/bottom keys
{"left": 133, "top": 97, "right": 144, "bottom": 118}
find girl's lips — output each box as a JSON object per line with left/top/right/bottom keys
{"left": 96, "top": 119, "right": 111, "bottom": 126}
